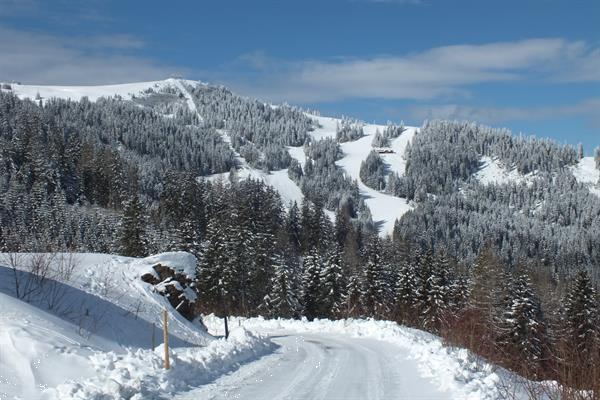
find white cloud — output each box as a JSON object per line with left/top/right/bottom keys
{"left": 408, "top": 99, "right": 600, "bottom": 126}
{"left": 0, "top": 26, "right": 186, "bottom": 85}
{"left": 225, "top": 39, "right": 600, "bottom": 103}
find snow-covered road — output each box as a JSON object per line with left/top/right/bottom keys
{"left": 175, "top": 331, "right": 450, "bottom": 400}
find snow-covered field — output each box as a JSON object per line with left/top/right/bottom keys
{"left": 474, "top": 156, "right": 534, "bottom": 186}
{"left": 572, "top": 156, "right": 600, "bottom": 197}
{"left": 1, "top": 79, "right": 199, "bottom": 104}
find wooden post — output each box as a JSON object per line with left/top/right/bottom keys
{"left": 163, "top": 309, "right": 170, "bottom": 369}
{"left": 223, "top": 316, "right": 229, "bottom": 340}
{"left": 151, "top": 322, "right": 156, "bottom": 351}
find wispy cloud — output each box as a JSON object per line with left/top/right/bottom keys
{"left": 0, "top": 0, "right": 113, "bottom": 22}
{"left": 0, "top": 26, "right": 185, "bottom": 84}
{"left": 0, "top": 0, "right": 38, "bottom": 17}
{"left": 222, "top": 39, "right": 600, "bottom": 103}
{"left": 407, "top": 99, "right": 600, "bottom": 126}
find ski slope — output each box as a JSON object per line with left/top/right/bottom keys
{"left": 305, "top": 115, "right": 416, "bottom": 236}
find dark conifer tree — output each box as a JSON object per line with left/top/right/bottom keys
{"left": 120, "top": 192, "right": 146, "bottom": 257}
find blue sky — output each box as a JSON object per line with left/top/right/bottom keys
{"left": 0, "top": 0, "right": 598, "bottom": 152}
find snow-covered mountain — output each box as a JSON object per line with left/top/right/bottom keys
{"left": 1, "top": 78, "right": 598, "bottom": 267}
{"left": 2, "top": 78, "right": 419, "bottom": 236}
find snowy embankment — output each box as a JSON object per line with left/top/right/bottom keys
{"left": 572, "top": 156, "right": 600, "bottom": 198}
{"left": 0, "top": 253, "right": 273, "bottom": 400}
{"left": 298, "top": 114, "right": 416, "bottom": 236}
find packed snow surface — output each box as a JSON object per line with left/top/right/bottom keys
{"left": 572, "top": 156, "right": 600, "bottom": 197}
{"left": 193, "top": 315, "right": 547, "bottom": 400}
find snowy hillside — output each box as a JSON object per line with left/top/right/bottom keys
{"left": 1, "top": 79, "right": 418, "bottom": 236}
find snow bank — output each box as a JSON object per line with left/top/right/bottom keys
{"left": 0, "top": 293, "right": 101, "bottom": 400}
{"left": 49, "top": 327, "right": 274, "bottom": 400}
{"left": 0, "top": 254, "right": 278, "bottom": 399}
{"left": 203, "top": 316, "right": 535, "bottom": 400}
{"left": 134, "top": 252, "right": 198, "bottom": 281}
{"left": 0, "top": 253, "right": 212, "bottom": 350}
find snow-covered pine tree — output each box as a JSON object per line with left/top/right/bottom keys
{"left": 468, "top": 245, "right": 507, "bottom": 318}
{"left": 563, "top": 269, "right": 599, "bottom": 356}
{"left": 301, "top": 249, "right": 323, "bottom": 320}
{"left": 300, "top": 198, "right": 313, "bottom": 253}
{"left": 421, "top": 252, "right": 452, "bottom": 332}
{"left": 196, "top": 218, "right": 227, "bottom": 313}
{"left": 371, "top": 129, "right": 390, "bottom": 148}
{"left": 383, "top": 123, "right": 404, "bottom": 139}
{"left": 359, "top": 150, "right": 387, "bottom": 191}
{"left": 262, "top": 252, "right": 300, "bottom": 319}
{"left": 344, "top": 272, "right": 363, "bottom": 317}
{"left": 394, "top": 259, "right": 417, "bottom": 325}
{"left": 361, "top": 236, "right": 391, "bottom": 318}
{"left": 320, "top": 246, "right": 346, "bottom": 319}
{"left": 500, "top": 273, "right": 548, "bottom": 375}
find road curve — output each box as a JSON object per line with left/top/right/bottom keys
{"left": 175, "top": 332, "right": 451, "bottom": 400}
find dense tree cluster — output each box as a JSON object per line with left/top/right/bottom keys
{"left": 185, "top": 84, "right": 314, "bottom": 171}
{"left": 336, "top": 118, "right": 364, "bottom": 142}
{"left": 359, "top": 150, "right": 387, "bottom": 191}
{"left": 288, "top": 138, "right": 373, "bottom": 228}
{"left": 395, "top": 120, "right": 578, "bottom": 197}
{"left": 388, "top": 120, "right": 600, "bottom": 278}
{"left": 371, "top": 130, "right": 390, "bottom": 148}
